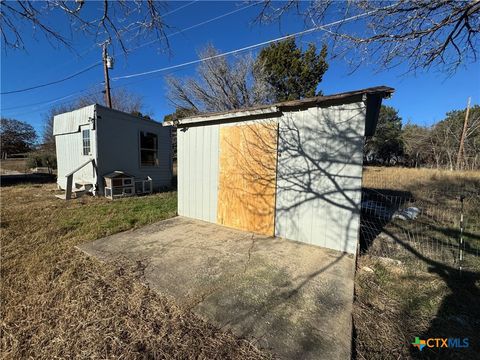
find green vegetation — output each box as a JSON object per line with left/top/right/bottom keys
{"left": 0, "top": 118, "right": 37, "bottom": 157}
{"left": 365, "top": 106, "right": 404, "bottom": 164}
{"left": 366, "top": 104, "right": 480, "bottom": 170}
{"left": 257, "top": 38, "right": 329, "bottom": 101}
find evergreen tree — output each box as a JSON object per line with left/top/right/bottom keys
{"left": 256, "top": 39, "right": 328, "bottom": 102}
{"left": 365, "top": 106, "right": 404, "bottom": 164}
{"left": 0, "top": 118, "right": 37, "bottom": 158}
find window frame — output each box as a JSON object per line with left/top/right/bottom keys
{"left": 82, "top": 129, "right": 91, "bottom": 156}
{"left": 139, "top": 131, "right": 159, "bottom": 167}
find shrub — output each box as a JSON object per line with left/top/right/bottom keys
{"left": 27, "top": 151, "right": 57, "bottom": 172}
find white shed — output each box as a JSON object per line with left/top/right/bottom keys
{"left": 165, "top": 86, "right": 394, "bottom": 254}
{"left": 53, "top": 104, "right": 172, "bottom": 199}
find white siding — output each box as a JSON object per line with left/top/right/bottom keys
{"left": 275, "top": 103, "right": 366, "bottom": 254}
{"left": 177, "top": 124, "right": 219, "bottom": 223}
{"left": 95, "top": 106, "right": 172, "bottom": 192}
{"left": 55, "top": 111, "right": 97, "bottom": 189}
{"left": 53, "top": 105, "right": 96, "bottom": 135}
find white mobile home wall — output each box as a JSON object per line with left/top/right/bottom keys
{"left": 176, "top": 102, "right": 367, "bottom": 254}
{"left": 54, "top": 105, "right": 98, "bottom": 189}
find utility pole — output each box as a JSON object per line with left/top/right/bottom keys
{"left": 102, "top": 43, "right": 113, "bottom": 109}
{"left": 456, "top": 97, "right": 471, "bottom": 170}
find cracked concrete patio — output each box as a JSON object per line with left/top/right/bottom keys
{"left": 78, "top": 216, "right": 356, "bottom": 359}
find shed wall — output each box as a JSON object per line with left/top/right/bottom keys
{"left": 176, "top": 102, "right": 367, "bottom": 254}
{"left": 177, "top": 125, "right": 219, "bottom": 223}
{"left": 275, "top": 103, "right": 366, "bottom": 254}
{"left": 95, "top": 106, "right": 172, "bottom": 193}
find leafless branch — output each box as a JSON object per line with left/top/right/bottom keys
{"left": 0, "top": 0, "right": 170, "bottom": 54}
{"left": 255, "top": 0, "right": 480, "bottom": 73}
{"left": 166, "top": 45, "right": 274, "bottom": 113}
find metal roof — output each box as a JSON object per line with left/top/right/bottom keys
{"left": 163, "top": 86, "right": 394, "bottom": 127}
{"left": 103, "top": 171, "right": 135, "bottom": 178}
{"left": 53, "top": 104, "right": 162, "bottom": 136}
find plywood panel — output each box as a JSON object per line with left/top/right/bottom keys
{"left": 217, "top": 122, "right": 278, "bottom": 236}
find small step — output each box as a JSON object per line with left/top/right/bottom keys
{"left": 55, "top": 191, "right": 86, "bottom": 200}
{"left": 75, "top": 181, "right": 92, "bottom": 186}
{"left": 75, "top": 181, "right": 93, "bottom": 190}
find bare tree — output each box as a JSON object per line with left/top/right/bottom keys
{"left": 166, "top": 44, "right": 273, "bottom": 112}
{"left": 0, "top": 0, "right": 169, "bottom": 53}
{"left": 402, "top": 122, "right": 431, "bottom": 168}
{"left": 256, "top": 0, "right": 480, "bottom": 73}
{"left": 42, "top": 89, "right": 147, "bottom": 151}
{"left": 77, "top": 88, "right": 146, "bottom": 115}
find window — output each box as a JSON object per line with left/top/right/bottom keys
{"left": 82, "top": 129, "right": 91, "bottom": 155}
{"left": 140, "top": 131, "right": 158, "bottom": 166}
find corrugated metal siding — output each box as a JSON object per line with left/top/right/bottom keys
{"left": 53, "top": 105, "right": 96, "bottom": 135}
{"left": 275, "top": 103, "right": 366, "bottom": 254}
{"left": 95, "top": 106, "right": 172, "bottom": 192}
{"left": 177, "top": 125, "right": 219, "bottom": 223}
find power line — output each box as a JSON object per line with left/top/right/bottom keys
{"left": 0, "top": 2, "right": 250, "bottom": 99}
{"left": 2, "top": 6, "right": 383, "bottom": 114}
{"left": 0, "top": 2, "right": 193, "bottom": 101}
{"left": 112, "top": 7, "right": 382, "bottom": 81}
{"left": 1, "top": 87, "right": 104, "bottom": 118}
{"left": 1, "top": 85, "right": 100, "bottom": 112}
{"left": 163, "top": 0, "right": 199, "bottom": 16}
{"left": 1, "top": 62, "right": 102, "bottom": 95}
{"left": 111, "top": 0, "right": 200, "bottom": 41}
{"left": 128, "top": 2, "right": 259, "bottom": 53}
{"left": 31, "top": 1, "right": 200, "bottom": 72}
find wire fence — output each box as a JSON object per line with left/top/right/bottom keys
{"left": 359, "top": 167, "right": 480, "bottom": 272}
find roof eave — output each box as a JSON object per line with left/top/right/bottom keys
{"left": 163, "top": 106, "right": 280, "bottom": 127}
{"left": 165, "top": 86, "right": 395, "bottom": 127}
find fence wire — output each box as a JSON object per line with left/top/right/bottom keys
{"left": 359, "top": 169, "right": 480, "bottom": 272}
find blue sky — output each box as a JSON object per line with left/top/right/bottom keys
{"left": 1, "top": 1, "right": 479, "bottom": 136}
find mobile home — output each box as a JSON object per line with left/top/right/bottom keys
{"left": 54, "top": 104, "right": 172, "bottom": 199}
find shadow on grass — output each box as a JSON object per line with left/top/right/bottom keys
{"left": 358, "top": 178, "right": 480, "bottom": 359}
{"left": 383, "top": 224, "right": 480, "bottom": 359}
{"left": 0, "top": 173, "right": 56, "bottom": 187}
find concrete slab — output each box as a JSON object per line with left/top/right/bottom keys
{"left": 79, "top": 216, "right": 355, "bottom": 360}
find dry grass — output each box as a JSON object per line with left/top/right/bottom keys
{"left": 1, "top": 184, "right": 271, "bottom": 359}
{"left": 353, "top": 256, "right": 448, "bottom": 359}
{"left": 363, "top": 166, "right": 480, "bottom": 191}
{"left": 363, "top": 166, "right": 480, "bottom": 268}
{"left": 0, "top": 159, "right": 29, "bottom": 175}
{"left": 355, "top": 167, "right": 480, "bottom": 359}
